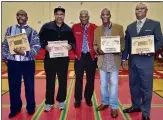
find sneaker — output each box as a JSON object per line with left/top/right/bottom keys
{"left": 59, "top": 102, "right": 65, "bottom": 110}
{"left": 44, "top": 104, "right": 54, "bottom": 112}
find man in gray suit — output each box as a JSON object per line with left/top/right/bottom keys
{"left": 122, "top": 3, "right": 163, "bottom": 120}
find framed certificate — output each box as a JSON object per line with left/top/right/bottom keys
{"left": 7, "top": 33, "right": 30, "bottom": 55}
{"left": 48, "top": 40, "right": 68, "bottom": 58}
{"left": 101, "top": 36, "right": 120, "bottom": 53}
{"left": 131, "top": 35, "right": 155, "bottom": 54}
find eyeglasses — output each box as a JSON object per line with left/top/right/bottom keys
{"left": 55, "top": 13, "right": 65, "bottom": 16}
{"left": 16, "top": 14, "right": 27, "bottom": 18}
{"left": 136, "top": 7, "right": 146, "bottom": 10}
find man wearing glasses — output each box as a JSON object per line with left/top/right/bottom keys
{"left": 39, "top": 7, "right": 76, "bottom": 112}
{"left": 122, "top": 3, "right": 163, "bottom": 120}
{"left": 2, "top": 10, "right": 41, "bottom": 118}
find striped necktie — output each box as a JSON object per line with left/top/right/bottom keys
{"left": 137, "top": 20, "right": 142, "bottom": 34}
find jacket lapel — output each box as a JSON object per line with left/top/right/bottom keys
{"left": 138, "top": 18, "right": 150, "bottom": 36}
{"left": 131, "top": 21, "right": 138, "bottom": 37}
{"left": 111, "top": 23, "right": 117, "bottom": 36}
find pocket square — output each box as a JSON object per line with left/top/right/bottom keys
{"left": 145, "top": 29, "right": 152, "bottom": 31}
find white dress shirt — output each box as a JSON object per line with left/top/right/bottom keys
{"left": 137, "top": 17, "right": 147, "bottom": 30}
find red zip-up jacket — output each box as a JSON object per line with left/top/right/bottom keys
{"left": 72, "top": 23, "right": 97, "bottom": 60}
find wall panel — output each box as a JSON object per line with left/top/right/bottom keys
{"left": 2, "top": 2, "right": 163, "bottom": 41}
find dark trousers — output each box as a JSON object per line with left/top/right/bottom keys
{"left": 8, "top": 60, "right": 35, "bottom": 113}
{"left": 129, "top": 65, "right": 153, "bottom": 117}
{"left": 44, "top": 58, "right": 69, "bottom": 104}
{"left": 74, "top": 53, "right": 97, "bottom": 102}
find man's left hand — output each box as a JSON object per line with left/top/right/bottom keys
{"left": 13, "top": 47, "right": 25, "bottom": 56}
{"left": 65, "top": 44, "right": 72, "bottom": 50}
{"left": 138, "top": 51, "right": 150, "bottom": 56}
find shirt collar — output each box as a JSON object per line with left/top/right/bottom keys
{"left": 16, "top": 24, "right": 28, "bottom": 29}
{"left": 103, "top": 22, "right": 112, "bottom": 29}
{"left": 17, "top": 24, "right": 28, "bottom": 27}
{"left": 137, "top": 17, "right": 147, "bottom": 24}
{"left": 81, "top": 23, "right": 90, "bottom": 28}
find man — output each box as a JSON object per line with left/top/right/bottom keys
{"left": 93, "top": 8, "right": 125, "bottom": 118}
{"left": 122, "top": 3, "right": 163, "bottom": 120}
{"left": 39, "top": 7, "right": 76, "bottom": 112}
{"left": 72, "top": 10, "right": 97, "bottom": 108}
{"left": 2, "top": 10, "right": 41, "bottom": 118}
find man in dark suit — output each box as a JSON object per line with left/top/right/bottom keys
{"left": 122, "top": 3, "right": 163, "bottom": 120}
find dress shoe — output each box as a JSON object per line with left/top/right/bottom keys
{"left": 111, "top": 109, "right": 118, "bottom": 118}
{"left": 86, "top": 101, "right": 92, "bottom": 107}
{"left": 142, "top": 115, "right": 150, "bottom": 120}
{"left": 28, "top": 110, "right": 35, "bottom": 115}
{"left": 74, "top": 101, "right": 81, "bottom": 108}
{"left": 96, "top": 104, "right": 109, "bottom": 111}
{"left": 123, "top": 106, "right": 141, "bottom": 113}
{"left": 8, "top": 109, "right": 21, "bottom": 118}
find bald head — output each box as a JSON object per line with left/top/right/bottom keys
{"left": 101, "top": 8, "right": 111, "bottom": 25}
{"left": 80, "top": 10, "right": 89, "bottom": 16}
{"left": 79, "top": 10, "right": 90, "bottom": 25}
{"left": 16, "top": 9, "right": 28, "bottom": 17}
{"left": 101, "top": 8, "right": 110, "bottom": 15}
{"left": 136, "top": 3, "right": 148, "bottom": 10}
{"left": 135, "top": 3, "right": 148, "bottom": 20}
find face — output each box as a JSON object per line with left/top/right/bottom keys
{"left": 79, "top": 11, "right": 89, "bottom": 25}
{"left": 16, "top": 11, "right": 28, "bottom": 25}
{"left": 135, "top": 3, "right": 148, "bottom": 20}
{"left": 54, "top": 11, "right": 65, "bottom": 24}
{"left": 101, "top": 9, "right": 111, "bottom": 24}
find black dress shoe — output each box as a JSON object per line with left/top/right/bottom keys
{"left": 8, "top": 109, "right": 21, "bottom": 118}
{"left": 142, "top": 115, "right": 150, "bottom": 120}
{"left": 123, "top": 106, "right": 141, "bottom": 113}
{"left": 28, "top": 110, "right": 35, "bottom": 115}
{"left": 86, "top": 101, "right": 92, "bottom": 107}
{"left": 74, "top": 101, "right": 81, "bottom": 108}
{"left": 9, "top": 112, "right": 17, "bottom": 118}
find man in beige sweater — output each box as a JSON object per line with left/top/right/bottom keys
{"left": 93, "top": 8, "right": 125, "bottom": 118}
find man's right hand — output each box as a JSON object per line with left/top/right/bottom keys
{"left": 45, "top": 45, "right": 51, "bottom": 52}
{"left": 97, "top": 48, "right": 104, "bottom": 55}
{"left": 4, "top": 61, "right": 8, "bottom": 66}
{"left": 121, "top": 60, "right": 127, "bottom": 70}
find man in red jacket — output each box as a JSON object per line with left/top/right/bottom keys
{"left": 72, "top": 10, "right": 97, "bottom": 108}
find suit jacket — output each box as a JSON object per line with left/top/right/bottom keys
{"left": 72, "top": 23, "right": 97, "bottom": 60}
{"left": 93, "top": 23, "right": 125, "bottom": 69}
{"left": 122, "top": 18, "right": 163, "bottom": 69}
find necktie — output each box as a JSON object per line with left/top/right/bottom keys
{"left": 82, "top": 25, "right": 88, "bottom": 53}
{"left": 137, "top": 20, "right": 142, "bottom": 34}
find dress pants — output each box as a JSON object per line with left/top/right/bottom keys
{"left": 74, "top": 52, "right": 97, "bottom": 102}
{"left": 8, "top": 60, "right": 35, "bottom": 113}
{"left": 44, "top": 57, "right": 69, "bottom": 104}
{"left": 129, "top": 65, "right": 153, "bottom": 117}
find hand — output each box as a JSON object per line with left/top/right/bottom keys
{"left": 45, "top": 45, "right": 51, "bottom": 52}
{"left": 4, "top": 61, "right": 8, "bottom": 66}
{"left": 138, "top": 51, "right": 150, "bottom": 56}
{"left": 121, "top": 60, "right": 127, "bottom": 70}
{"left": 13, "top": 47, "right": 25, "bottom": 56}
{"left": 65, "top": 44, "right": 72, "bottom": 51}
{"left": 97, "top": 48, "right": 104, "bottom": 55}
{"left": 161, "top": 52, "right": 163, "bottom": 58}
